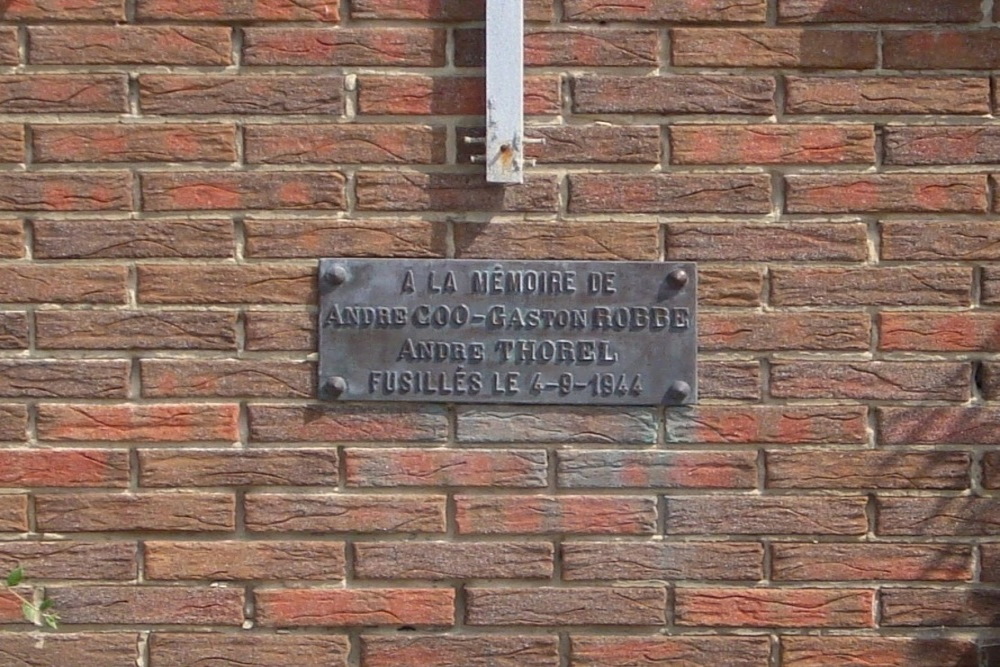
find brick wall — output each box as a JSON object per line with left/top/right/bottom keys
{"left": 0, "top": 0, "right": 998, "bottom": 664}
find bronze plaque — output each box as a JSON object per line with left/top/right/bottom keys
{"left": 318, "top": 259, "right": 697, "bottom": 405}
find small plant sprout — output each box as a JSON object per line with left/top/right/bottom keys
{"left": 3, "top": 567, "right": 59, "bottom": 629}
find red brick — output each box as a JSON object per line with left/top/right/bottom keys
{"left": 149, "top": 634, "right": 349, "bottom": 667}
{"left": 0, "top": 542, "right": 136, "bottom": 580}
{"left": 466, "top": 587, "right": 666, "bottom": 626}
{"left": 249, "top": 404, "right": 447, "bottom": 443}
{"left": 36, "top": 310, "right": 236, "bottom": 350}
{"left": 786, "top": 76, "right": 989, "bottom": 115}
{"left": 346, "top": 448, "right": 547, "bottom": 488}
{"left": 526, "top": 28, "right": 658, "bottom": 66}
{"left": 878, "top": 407, "right": 1000, "bottom": 445}
{"left": 139, "top": 448, "right": 337, "bottom": 487}
{"left": 785, "top": 174, "right": 987, "bottom": 214}
{"left": 667, "top": 223, "right": 867, "bottom": 261}
{"left": 457, "top": 407, "right": 656, "bottom": 444}
{"left": 0, "top": 312, "right": 28, "bottom": 350}
{"left": 361, "top": 635, "right": 557, "bottom": 667}
{"left": 37, "top": 404, "right": 239, "bottom": 442}
{"left": 257, "top": 588, "right": 454, "bottom": 627}
{"left": 572, "top": 636, "right": 771, "bottom": 667}
{"left": 702, "top": 312, "right": 870, "bottom": 351}
{"left": 877, "top": 497, "right": 1000, "bottom": 536}
{"left": 140, "top": 75, "right": 343, "bottom": 115}
{"left": 245, "top": 310, "right": 314, "bottom": 351}
{"left": 666, "top": 496, "right": 867, "bottom": 535}
{"left": 142, "top": 172, "right": 344, "bottom": 211}
{"left": 571, "top": 173, "right": 771, "bottom": 214}
{"left": 1, "top": 0, "right": 124, "bottom": 19}
{"left": 137, "top": 0, "right": 338, "bottom": 20}
{"left": 455, "top": 221, "right": 658, "bottom": 260}
{"left": 0, "top": 28, "right": 15, "bottom": 66}
{"left": 0, "top": 219, "right": 23, "bottom": 258}
{"left": 770, "top": 361, "right": 970, "bottom": 401}
{"left": 676, "top": 588, "right": 873, "bottom": 627}
{"left": 699, "top": 268, "right": 765, "bottom": 307}
{"left": 245, "top": 219, "right": 444, "bottom": 259}
{"left": 0, "top": 634, "right": 140, "bottom": 665}
{"left": 0, "top": 359, "right": 129, "bottom": 398}
{"left": 354, "top": 542, "right": 553, "bottom": 580}
{"left": 138, "top": 264, "right": 313, "bottom": 304}
{"left": 699, "top": 361, "right": 761, "bottom": 400}
{"left": 0, "top": 449, "right": 129, "bottom": 488}
{"left": 246, "top": 124, "right": 444, "bottom": 165}
{"left": 781, "top": 636, "right": 978, "bottom": 667}
{"left": 673, "top": 29, "right": 876, "bottom": 68}
{"left": 0, "top": 494, "right": 28, "bottom": 531}
{"left": 246, "top": 493, "right": 446, "bottom": 533}
{"left": 456, "top": 495, "right": 656, "bottom": 535}
{"left": 349, "top": 0, "right": 554, "bottom": 22}
{"left": 565, "top": 0, "right": 765, "bottom": 22}
{"left": 0, "top": 172, "right": 132, "bottom": 211}
{"left": 50, "top": 586, "right": 243, "bottom": 625}
{"left": 32, "top": 124, "right": 235, "bottom": 163}
{"left": 671, "top": 124, "right": 875, "bottom": 165}
{"left": 767, "top": 451, "right": 970, "bottom": 490}
{"left": 573, "top": 75, "right": 775, "bottom": 114}
{"left": 141, "top": 359, "right": 313, "bottom": 398}
{"left": 885, "top": 30, "right": 1000, "bottom": 69}
{"left": 0, "top": 125, "right": 23, "bottom": 162}
{"left": 0, "top": 590, "right": 26, "bottom": 622}
{"left": 977, "top": 543, "right": 1000, "bottom": 580}
{"left": 562, "top": 542, "right": 763, "bottom": 581}
{"left": 881, "top": 221, "right": 1000, "bottom": 260}
{"left": 0, "top": 75, "right": 126, "bottom": 113}
{"left": 243, "top": 27, "right": 444, "bottom": 66}
{"left": 880, "top": 312, "right": 1000, "bottom": 351}
{"left": 773, "top": 543, "right": 973, "bottom": 582}
{"left": 0, "top": 265, "right": 126, "bottom": 304}
{"left": 356, "top": 173, "right": 558, "bottom": 213}
{"left": 458, "top": 126, "right": 660, "bottom": 164}
{"left": 668, "top": 406, "right": 868, "bottom": 444}
{"left": 145, "top": 541, "right": 345, "bottom": 581}
{"left": 882, "top": 589, "right": 1000, "bottom": 626}
{"left": 29, "top": 26, "right": 230, "bottom": 65}
{"left": 33, "top": 219, "right": 233, "bottom": 259}
{"left": 0, "top": 404, "right": 28, "bottom": 441}
{"left": 358, "top": 75, "right": 560, "bottom": 115}
{"left": 773, "top": 267, "right": 972, "bottom": 306}
{"left": 778, "top": 0, "right": 982, "bottom": 23}
{"left": 557, "top": 450, "right": 757, "bottom": 489}
{"left": 35, "top": 493, "right": 234, "bottom": 532}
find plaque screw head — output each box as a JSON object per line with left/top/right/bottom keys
{"left": 324, "top": 265, "right": 349, "bottom": 286}
{"left": 667, "top": 269, "right": 689, "bottom": 289}
{"left": 668, "top": 380, "right": 691, "bottom": 402}
{"left": 324, "top": 376, "right": 348, "bottom": 398}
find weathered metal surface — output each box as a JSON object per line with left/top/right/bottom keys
{"left": 485, "top": 0, "right": 525, "bottom": 183}
{"left": 318, "top": 259, "right": 698, "bottom": 405}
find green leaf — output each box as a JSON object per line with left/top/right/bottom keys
{"left": 43, "top": 613, "right": 59, "bottom": 630}
{"left": 39, "top": 598, "right": 53, "bottom": 611}
{"left": 21, "top": 601, "right": 34, "bottom": 623}
{"left": 6, "top": 567, "right": 23, "bottom": 587}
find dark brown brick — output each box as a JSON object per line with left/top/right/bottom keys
{"left": 0, "top": 494, "right": 28, "bottom": 532}
{"left": 257, "top": 588, "right": 454, "bottom": 627}
{"left": 572, "top": 636, "right": 771, "bottom": 667}
{"left": 0, "top": 542, "right": 136, "bottom": 580}
{"left": 885, "top": 127, "right": 1000, "bottom": 166}
{"left": 456, "top": 495, "right": 656, "bottom": 535}
{"left": 142, "top": 172, "right": 345, "bottom": 211}
{"left": 877, "top": 497, "right": 1000, "bottom": 536}
{"left": 139, "top": 448, "right": 337, "bottom": 487}
{"left": 986, "top": 449, "right": 1000, "bottom": 487}
{"left": 145, "top": 541, "right": 345, "bottom": 581}
{"left": 0, "top": 28, "right": 17, "bottom": 65}
{"left": 773, "top": 267, "right": 972, "bottom": 306}
{"left": 245, "top": 219, "right": 444, "bottom": 259}
{"left": 699, "top": 268, "right": 765, "bottom": 307}
{"left": 0, "top": 449, "right": 129, "bottom": 487}
{"left": 141, "top": 359, "right": 313, "bottom": 399}
{"left": 699, "top": 361, "right": 761, "bottom": 400}
{"left": 458, "top": 125, "right": 660, "bottom": 164}
{"left": 32, "top": 124, "right": 236, "bottom": 163}
{"left": 673, "top": 29, "right": 876, "bottom": 68}
{"left": 0, "top": 634, "right": 139, "bottom": 663}
{"left": 243, "top": 27, "right": 445, "bottom": 66}
{"left": 778, "top": 0, "right": 982, "bottom": 23}
{"left": 38, "top": 404, "right": 239, "bottom": 442}
{"left": 0, "top": 312, "right": 27, "bottom": 350}
{"left": 0, "top": 172, "right": 132, "bottom": 211}
{"left": 246, "top": 124, "right": 445, "bottom": 165}
{"left": 565, "top": 0, "right": 765, "bottom": 22}
{"left": 149, "top": 634, "right": 348, "bottom": 667}
{"left": 0, "top": 125, "right": 23, "bottom": 162}
{"left": 767, "top": 451, "right": 970, "bottom": 490}
{"left": 246, "top": 494, "right": 446, "bottom": 533}
{"left": 361, "top": 635, "right": 557, "bottom": 667}
{"left": 885, "top": 30, "right": 1000, "bottom": 69}
{"left": 457, "top": 407, "right": 656, "bottom": 444}
{"left": 702, "top": 312, "right": 870, "bottom": 351}
{"left": 786, "top": 174, "right": 988, "bottom": 213}
{"left": 244, "top": 310, "right": 314, "bottom": 351}
{"left": 36, "top": 310, "right": 236, "bottom": 350}
{"left": 977, "top": 543, "right": 1000, "bottom": 581}
{"left": 0, "top": 359, "right": 129, "bottom": 398}
{"left": 50, "top": 586, "right": 244, "bottom": 625}
{"left": 140, "top": 75, "right": 343, "bottom": 115}
{"left": 0, "top": 219, "right": 23, "bottom": 258}
{"left": 346, "top": 448, "right": 547, "bottom": 488}
{"left": 354, "top": 542, "right": 553, "bottom": 579}
{"left": 881, "top": 589, "right": 1000, "bottom": 626}
{"left": 249, "top": 404, "right": 447, "bottom": 443}
{"left": 466, "top": 587, "right": 666, "bottom": 626}
{"left": 666, "top": 496, "right": 868, "bottom": 535}
{"left": 676, "top": 588, "right": 873, "bottom": 628}
{"left": 34, "top": 219, "right": 234, "bottom": 259}
{"left": 455, "top": 221, "right": 657, "bottom": 260}
{"left": 35, "top": 493, "right": 234, "bottom": 532}
{"left": 878, "top": 407, "right": 1000, "bottom": 445}
{"left": 563, "top": 542, "right": 763, "bottom": 581}
{"left": 881, "top": 221, "right": 1000, "bottom": 260}
{"left": 667, "top": 406, "right": 868, "bottom": 444}
{"left": 571, "top": 173, "right": 771, "bottom": 214}
{"left": 668, "top": 223, "right": 867, "bottom": 261}
{"left": 981, "top": 267, "right": 1000, "bottom": 303}
{"left": 0, "top": 266, "right": 126, "bottom": 304}
{"left": 557, "top": 450, "right": 757, "bottom": 489}
{"left": 771, "top": 361, "right": 969, "bottom": 401}
{"left": 773, "top": 543, "right": 974, "bottom": 581}
{"left": 573, "top": 75, "right": 775, "bottom": 114}
{"left": 356, "top": 172, "right": 558, "bottom": 213}
{"left": 781, "top": 636, "right": 978, "bottom": 667}
{"left": 785, "top": 77, "right": 989, "bottom": 115}
{"left": 0, "top": 75, "right": 126, "bottom": 114}
{"left": 137, "top": 0, "right": 340, "bottom": 21}
{"left": 29, "top": 26, "right": 231, "bottom": 65}
{"left": 523, "top": 28, "right": 658, "bottom": 66}
{"left": 0, "top": 405, "right": 28, "bottom": 442}
{"left": 137, "top": 264, "right": 313, "bottom": 304}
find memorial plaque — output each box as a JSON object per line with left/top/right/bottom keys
{"left": 318, "top": 259, "right": 697, "bottom": 405}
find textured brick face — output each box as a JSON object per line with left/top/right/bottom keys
{"left": 0, "top": 1, "right": 994, "bottom": 661}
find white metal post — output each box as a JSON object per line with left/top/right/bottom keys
{"left": 485, "top": 0, "right": 525, "bottom": 184}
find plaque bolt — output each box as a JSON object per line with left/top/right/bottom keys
{"left": 668, "top": 380, "right": 691, "bottom": 401}
{"left": 668, "top": 269, "right": 689, "bottom": 289}
{"left": 324, "top": 265, "right": 349, "bottom": 286}
{"left": 325, "top": 376, "right": 348, "bottom": 398}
